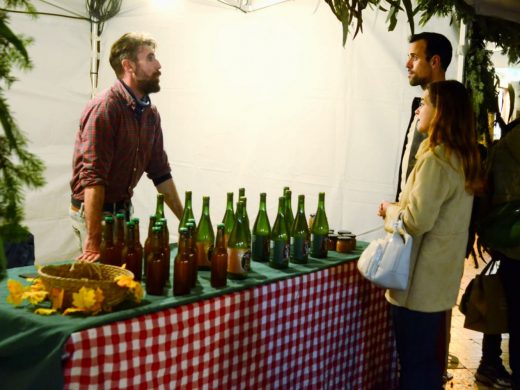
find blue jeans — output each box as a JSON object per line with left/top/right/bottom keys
{"left": 390, "top": 304, "right": 447, "bottom": 390}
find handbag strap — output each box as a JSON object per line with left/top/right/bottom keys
{"left": 481, "top": 258, "right": 499, "bottom": 276}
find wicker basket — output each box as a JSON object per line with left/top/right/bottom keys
{"left": 38, "top": 263, "right": 135, "bottom": 308}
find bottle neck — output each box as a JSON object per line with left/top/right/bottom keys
{"left": 202, "top": 198, "right": 210, "bottom": 216}
{"left": 226, "top": 194, "right": 234, "bottom": 210}
{"left": 298, "top": 198, "right": 305, "bottom": 213}
{"left": 216, "top": 227, "right": 226, "bottom": 249}
{"left": 104, "top": 223, "right": 114, "bottom": 243}
{"left": 277, "top": 198, "right": 285, "bottom": 215}
{"left": 259, "top": 195, "right": 267, "bottom": 211}
{"left": 155, "top": 193, "right": 165, "bottom": 219}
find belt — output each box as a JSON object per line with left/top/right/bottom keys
{"left": 70, "top": 196, "right": 132, "bottom": 213}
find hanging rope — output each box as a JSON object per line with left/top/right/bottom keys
{"left": 85, "top": 0, "right": 122, "bottom": 96}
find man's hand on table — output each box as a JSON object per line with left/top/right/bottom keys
{"left": 76, "top": 238, "right": 101, "bottom": 263}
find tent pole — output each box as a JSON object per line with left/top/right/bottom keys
{"left": 90, "top": 19, "right": 100, "bottom": 98}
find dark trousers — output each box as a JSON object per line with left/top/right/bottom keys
{"left": 502, "top": 257, "right": 520, "bottom": 389}
{"left": 391, "top": 304, "right": 447, "bottom": 390}
{"left": 482, "top": 256, "right": 520, "bottom": 388}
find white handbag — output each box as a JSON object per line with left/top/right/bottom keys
{"left": 357, "top": 217, "right": 413, "bottom": 290}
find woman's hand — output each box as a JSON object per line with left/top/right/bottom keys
{"left": 378, "top": 201, "right": 391, "bottom": 218}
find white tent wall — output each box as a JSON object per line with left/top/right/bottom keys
{"left": 7, "top": 0, "right": 458, "bottom": 264}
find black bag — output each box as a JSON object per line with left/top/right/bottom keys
{"left": 459, "top": 258, "right": 508, "bottom": 334}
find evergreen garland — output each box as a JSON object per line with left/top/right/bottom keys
{"left": 324, "top": 0, "right": 520, "bottom": 141}
{"left": 0, "top": 0, "right": 45, "bottom": 243}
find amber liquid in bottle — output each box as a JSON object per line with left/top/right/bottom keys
{"left": 174, "top": 228, "right": 191, "bottom": 296}
{"left": 211, "top": 224, "right": 228, "bottom": 288}
{"left": 146, "top": 226, "right": 166, "bottom": 295}
{"left": 123, "top": 221, "right": 143, "bottom": 281}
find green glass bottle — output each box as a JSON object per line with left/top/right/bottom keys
{"left": 252, "top": 192, "right": 271, "bottom": 262}
{"left": 310, "top": 192, "right": 329, "bottom": 258}
{"left": 227, "top": 201, "right": 251, "bottom": 279}
{"left": 269, "top": 197, "right": 289, "bottom": 269}
{"left": 291, "top": 195, "right": 310, "bottom": 264}
{"left": 195, "top": 196, "right": 215, "bottom": 270}
{"left": 179, "top": 191, "right": 195, "bottom": 232}
{"left": 284, "top": 190, "right": 294, "bottom": 234}
{"left": 239, "top": 196, "right": 251, "bottom": 245}
{"left": 238, "top": 187, "right": 245, "bottom": 199}
{"left": 155, "top": 193, "right": 165, "bottom": 220}
{"left": 283, "top": 186, "right": 290, "bottom": 195}
{"left": 221, "top": 192, "right": 235, "bottom": 247}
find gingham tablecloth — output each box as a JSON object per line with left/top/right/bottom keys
{"left": 63, "top": 261, "right": 398, "bottom": 389}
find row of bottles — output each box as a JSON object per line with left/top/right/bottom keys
{"left": 99, "top": 188, "right": 331, "bottom": 295}
{"left": 177, "top": 188, "right": 330, "bottom": 279}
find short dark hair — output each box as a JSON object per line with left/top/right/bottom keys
{"left": 109, "top": 32, "right": 156, "bottom": 77}
{"left": 409, "top": 32, "right": 452, "bottom": 71}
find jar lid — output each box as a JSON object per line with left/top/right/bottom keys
{"left": 337, "top": 230, "right": 352, "bottom": 235}
{"left": 337, "top": 236, "right": 350, "bottom": 241}
{"left": 328, "top": 233, "right": 338, "bottom": 238}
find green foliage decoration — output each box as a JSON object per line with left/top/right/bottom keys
{"left": 323, "top": 0, "right": 520, "bottom": 141}
{"left": 0, "top": 0, "right": 45, "bottom": 243}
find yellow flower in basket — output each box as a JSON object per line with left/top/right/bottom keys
{"left": 6, "top": 263, "right": 144, "bottom": 316}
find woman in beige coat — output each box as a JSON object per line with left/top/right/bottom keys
{"left": 379, "top": 80, "right": 482, "bottom": 389}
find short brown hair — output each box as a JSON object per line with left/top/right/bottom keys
{"left": 109, "top": 32, "right": 156, "bottom": 77}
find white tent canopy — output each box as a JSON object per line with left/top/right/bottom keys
{"left": 7, "top": 0, "right": 458, "bottom": 264}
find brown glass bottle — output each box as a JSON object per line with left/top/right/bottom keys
{"left": 185, "top": 222, "right": 198, "bottom": 288}
{"left": 143, "top": 215, "right": 157, "bottom": 281}
{"left": 174, "top": 228, "right": 191, "bottom": 296}
{"left": 123, "top": 221, "right": 143, "bottom": 281}
{"left": 113, "top": 212, "right": 126, "bottom": 266}
{"left": 158, "top": 218, "right": 171, "bottom": 286}
{"left": 100, "top": 216, "right": 119, "bottom": 266}
{"left": 131, "top": 217, "right": 144, "bottom": 279}
{"left": 146, "top": 226, "right": 166, "bottom": 295}
{"left": 211, "top": 224, "right": 228, "bottom": 288}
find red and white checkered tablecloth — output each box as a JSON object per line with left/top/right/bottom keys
{"left": 63, "top": 261, "right": 398, "bottom": 389}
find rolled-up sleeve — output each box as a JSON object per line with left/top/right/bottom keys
{"left": 145, "top": 112, "right": 171, "bottom": 182}
{"left": 79, "top": 101, "right": 117, "bottom": 187}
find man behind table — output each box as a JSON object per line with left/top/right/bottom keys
{"left": 70, "top": 32, "right": 183, "bottom": 263}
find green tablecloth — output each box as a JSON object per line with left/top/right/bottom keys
{"left": 0, "top": 245, "right": 365, "bottom": 390}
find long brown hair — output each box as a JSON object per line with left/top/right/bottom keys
{"left": 426, "top": 80, "right": 482, "bottom": 193}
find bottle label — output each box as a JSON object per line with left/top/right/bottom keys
{"left": 227, "top": 248, "right": 251, "bottom": 276}
{"left": 269, "top": 239, "right": 289, "bottom": 267}
{"left": 290, "top": 237, "right": 309, "bottom": 261}
{"left": 196, "top": 241, "right": 214, "bottom": 268}
{"left": 311, "top": 234, "right": 328, "bottom": 258}
{"left": 252, "top": 234, "right": 270, "bottom": 262}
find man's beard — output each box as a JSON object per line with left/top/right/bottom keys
{"left": 408, "top": 74, "right": 428, "bottom": 88}
{"left": 136, "top": 75, "right": 160, "bottom": 95}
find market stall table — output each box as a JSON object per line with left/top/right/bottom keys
{"left": 0, "top": 244, "right": 398, "bottom": 389}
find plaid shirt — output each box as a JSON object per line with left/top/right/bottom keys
{"left": 70, "top": 80, "right": 171, "bottom": 203}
